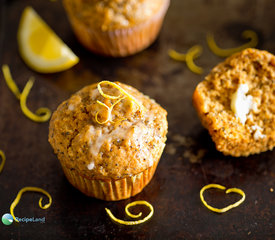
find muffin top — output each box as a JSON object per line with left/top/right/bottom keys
{"left": 63, "top": 0, "right": 169, "bottom": 30}
{"left": 49, "top": 81, "right": 167, "bottom": 180}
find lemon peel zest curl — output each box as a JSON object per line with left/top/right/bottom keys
{"left": 10, "top": 187, "right": 52, "bottom": 222}
{"left": 95, "top": 81, "right": 144, "bottom": 124}
{"left": 97, "top": 81, "right": 122, "bottom": 100}
{"left": 200, "top": 183, "right": 246, "bottom": 213}
{"left": 105, "top": 200, "right": 154, "bottom": 225}
{"left": 2, "top": 64, "right": 51, "bottom": 122}
{"left": 97, "top": 81, "right": 144, "bottom": 110}
{"left": 20, "top": 77, "right": 52, "bottom": 122}
{"left": 95, "top": 100, "right": 112, "bottom": 124}
{"left": 186, "top": 45, "right": 203, "bottom": 74}
{"left": 2, "top": 65, "right": 21, "bottom": 99}
{"left": 207, "top": 30, "right": 258, "bottom": 57}
{"left": 168, "top": 49, "right": 186, "bottom": 61}
{"left": 0, "top": 150, "right": 6, "bottom": 174}
{"left": 169, "top": 45, "right": 203, "bottom": 74}
{"left": 95, "top": 97, "right": 126, "bottom": 124}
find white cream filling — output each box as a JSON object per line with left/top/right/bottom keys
{"left": 87, "top": 161, "right": 95, "bottom": 170}
{"left": 68, "top": 104, "right": 75, "bottom": 111}
{"left": 231, "top": 84, "right": 253, "bottom": 124}
{"left": 251, "top": 125, "right": 266, "bottom": 140}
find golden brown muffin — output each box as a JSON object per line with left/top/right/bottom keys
{"left": 49, "top": 81, "right": 168, "bottom": 200}
{"left": 193, "top": 48, "right": 275, "bottom": 157}
{"left": 62, "top": 0, "right": 170, "bottom": 57}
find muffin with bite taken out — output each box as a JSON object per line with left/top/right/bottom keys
{"left": 193, "top": 48, "right": 275, "bottom": 157}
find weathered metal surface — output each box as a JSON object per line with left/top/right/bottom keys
{"left": 0, "top": 0, "right": 274, "bottom": 239}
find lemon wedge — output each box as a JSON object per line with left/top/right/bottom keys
{"left": 18, "top": 6, "right": 79, "bottom": 73}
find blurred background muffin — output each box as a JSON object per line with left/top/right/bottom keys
{"left": 63, "top": 0, "right": 170, "bottom": 57}
{"left": 49, "top": 81, "right": 168, "bottom": 200}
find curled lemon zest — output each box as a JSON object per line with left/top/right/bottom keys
{"left": 97, "top": 81, "right": 122, "bottom": 100}
{"left": 95, "top": 81, "right": 144, "bottom": 124}
{"left": 105, "top": 200, "right": 154, "bottom": 225}
{"left": 10, "top": 186, "right": 52, "bottom": 222}
{"left": 207, "top": 30, "right": 258, "bottom": 57}
{"left": 186, "top": 45, "right": 203, "bottom": 74}
{"left": 95, "top": 97, "right": 126, "bottom": 124}
{"left": 97, "top": 81, "right": 144, "bottom": 110}
{"left": 168, "top": 49, "right": 186, "bottom": 61}
{"left": 108, "top": 96, "right": 127, "bottom": 123}
{"left": 0, "top": 150, "right": 6, "bottom": 173}
{"left": 169, "top": 45, "right": 203, "bottom": 74}
{"left": 2, "top": 65, "right": 51, "bottom": 122}
{"left": 200, "top": 184, "right": 246, "bottom": 213}
{"left": 2, "top": 64, "right": 21, "bottom": 99}
{"left": 95, "top": 101, "right": 112, "bottom": 124}
{"left": 20, "top": 78, "right": 52, "bottom": 122}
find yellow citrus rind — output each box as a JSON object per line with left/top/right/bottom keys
{"left": 10, "top": 186, "right": 52, "bottom": 222}
{"left": 18, "top": 6, "right": 79, "bottom": 73}
{"left": 105, "top": 200, "right": 154, "bottom": 225}
{"left": 200, "top": 183, "right": 246, "bottom": 213}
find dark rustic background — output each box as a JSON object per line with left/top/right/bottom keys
{"left": 0, "top": 0, "right": 274, "bottom": 239}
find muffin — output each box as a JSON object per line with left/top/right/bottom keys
{"left": 193, "top": 48, "right": 275, "bottom": 157}
{"left": 62, "top": 0, "right": 170, "bottom": 57}
{"left": 49, "top": 81, "right": 168, "bottom": 200}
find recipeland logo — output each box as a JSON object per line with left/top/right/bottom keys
{"left": 1, "top": 213, "right": 46, "bottom": 225}
{"left": 2, "top": 213, "right": 13, "bottom": 225}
